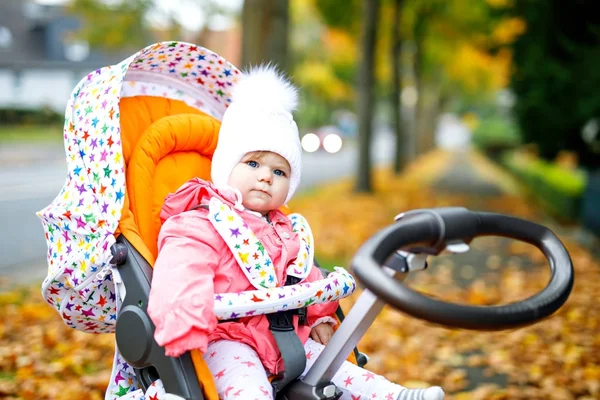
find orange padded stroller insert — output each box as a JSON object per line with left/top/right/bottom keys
{"left": 126, "top": 111, "right": 219, "bottom": 258}
{"left": 118, "top": 96, "right": 220, "bottom": 262}
{"left": 117, "top": 95, "right": 220, "bottom": 400}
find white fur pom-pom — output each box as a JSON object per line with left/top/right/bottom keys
{"left": 232, "top": 64, "right": 298, "bottom": 113}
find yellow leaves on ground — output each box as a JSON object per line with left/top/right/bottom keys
{"left": 1, "top": 150, "right": 599, "bottom": 399}
{"left": 290, "top": 149, "right": 455, "bottom": 262}
{"left": 317, "top": 151, "right": 600, "bottom": 399}
{"left": 0, "top": 287, "right": 114, "bottom": 399}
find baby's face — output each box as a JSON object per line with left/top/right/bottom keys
{"left": 228, "top": 151, "right": 291, "bottom": 215}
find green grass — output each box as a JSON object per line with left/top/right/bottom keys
{"left": 0, "top": 371, "right": 16, "bottom": 381}
{"left": 0, "top": 125, "right": 63, "bottom": 143}
{"left": 315, "top": 256, "right": 349, "bottom": 271}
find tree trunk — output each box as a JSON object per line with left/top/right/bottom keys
{"left": 392, "top": 0, "right": 406, "bottom": 174}
{"left": 241, "top": 0, "right": 290, "bottom": 73}
{"left": 423, "top": 74, "right": 444, "bottom": 152}
{"left": 412, "top": 10, "right": 430, "bottom": 156}
{"left": 414, "top": 36, "right": 427, "bottom": 155}
{"left": 355, "top": 0, "right": 379, "bottom": 193}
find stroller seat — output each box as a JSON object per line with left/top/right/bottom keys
{"left": 114, "top": 95, "right": 358, "bottom": 399}
{"left": 37, "top": 41, "right": 357, "bottom": 400}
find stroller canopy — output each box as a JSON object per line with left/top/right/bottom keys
{"left": 38, "top": 41, "right": 241, "bottom": 328}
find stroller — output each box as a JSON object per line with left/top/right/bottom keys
{"left": 38, "top": 41, "right": 574, "bottom": 400}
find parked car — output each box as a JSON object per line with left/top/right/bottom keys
{"left": 301, "top": 125, "right": 344, "bottom": 154}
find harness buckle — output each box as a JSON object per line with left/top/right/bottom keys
{"left": 268, "top": 310, "right": 295, "bottom": 332}
{"left": 297, "top": 307, "right": 307, "bottom": 326}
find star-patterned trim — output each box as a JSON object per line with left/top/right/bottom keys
{"left": 288, "top": 214, "right": 314, "bottom": 279}
{"left": 38, "top": 41, "right": 240, "bottom": 335}
{"left": 36, "top": 41, "right": 241, "bottom": 397}
{"left": 207, "top": 198, "right": 314, "bottom": 290}
{"left": 208, "top": 197, "right": 276, "bottom": 289}
{"left": 206, "top": 197, "right": 355, "bottom": 321}
{"left": 213, "top": 266, "right": 356, "bottom": 321}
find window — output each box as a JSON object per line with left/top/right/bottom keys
{"left": 64, "top": 38, "right": 90, "bottom": 62}
{"left": 0, "top": 26, "right": 13, "bottom": 49}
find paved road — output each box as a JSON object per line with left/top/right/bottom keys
{"left": 0, "top": 146, "right": 67, "bottom": 284}
{"left": 0, "top": 133, "right": 394, "bottom": 283}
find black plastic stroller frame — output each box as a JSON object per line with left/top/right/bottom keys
{"left": 111, "top": 236, "right": 368, "bottom": 400}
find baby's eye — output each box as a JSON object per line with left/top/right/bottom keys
{"left": 274, "top": 169, "right": 286, "bottom": 177}
{"left": 247, "top": 160, "right": 259, "bottom": 168}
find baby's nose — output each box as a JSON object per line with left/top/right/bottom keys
{"left": 259, "top": 169, "right": 273, "bottom": 183}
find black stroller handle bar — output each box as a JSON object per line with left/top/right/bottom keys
{"left": 351, "top": 207, "right": 574, "bottom": 331}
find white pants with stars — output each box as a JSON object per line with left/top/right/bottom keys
{"left": 204, "top": 339, "right": 438, "bottom": 400}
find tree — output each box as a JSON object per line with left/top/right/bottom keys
{"left": 400, "top": 0, "right": 515, "bottom": 155}
{"left": 410, "top": 0, "right": 445, "bottom": 155}
{"left": 69, "top": 0, "right": 237, "bottom": 52}
{"left": 292, "top": 0, "right": 360, "bottom": 127}
{"left": 241, "top": 0, "right": 290, "bottom": 72}
{"left": 68, "top": 0, "right": 153, "bottom": 50}
{"left": 391, "top": 0, "right": 408, "bottom": 174}
{"left": 510, "top": 0, "right": 600, "bottom": 168}
{"left": 356, "top": 0, "right": 380, "bottom": 193}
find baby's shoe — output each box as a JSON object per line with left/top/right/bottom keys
{"left": 397, "top": 386, "right": 445, "bottom": 400}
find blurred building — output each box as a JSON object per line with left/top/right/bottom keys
{"left": 196, "top": 25, "right": 242, "bottom": 68}
{"left": 0, "top": 0, "right": 131, "bottom": 113}
{"left": 0, "top": 0, "right": 243, "bottom": 115}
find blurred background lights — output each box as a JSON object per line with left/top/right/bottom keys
{"left": 323, "top": 133, "right": 343, "bottom": 154}
{"left": 301, "top": 133, "right": 320, "bottom": 152}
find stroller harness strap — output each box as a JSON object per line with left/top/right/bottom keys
{"left": 206, "top": 198, "right": 317, "bottom": 395}
{"left": 207, "top": 197, "right": 313, "bottom": 289}
{"left": 205, "top": 197, "right": 357, "bottom": 321}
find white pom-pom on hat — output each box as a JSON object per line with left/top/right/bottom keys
{"left": 231, "top": 64, "right": 298, "bottom": 113}
{"left": 211, "top": 64, "right": 302, "bottom": 204}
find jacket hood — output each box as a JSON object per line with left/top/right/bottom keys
{"left": 160, "top": 178, "right": 242, "bottom": 223}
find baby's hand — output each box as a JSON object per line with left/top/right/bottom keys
{"left": 310, "top": 322, "right": 334, "bottom": 345}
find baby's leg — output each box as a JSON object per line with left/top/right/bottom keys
{"left": 203, "top": 340, "right": 273, "bottom": 400}
{"left": 302, "top": 338, "right": 444, "bottom": 400}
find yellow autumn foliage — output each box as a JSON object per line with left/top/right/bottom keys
{"left": 294, "top": 62, "right": 350, "bottom": 102}
{"left": 485, "top": 0, "right": 514, "bottom": 8}
{"left": 446, "top": 44, "right": 513, "bottom": 94}
{"left": 492, "top": 17, "right": 527, "bottom": 45}
{"left": 323, "top": 28, "right": 357, "bottom": 67}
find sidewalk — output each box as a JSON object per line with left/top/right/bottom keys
{"left": 433, "top": 150, "right": 599, "bottom": 253}
{"left": 422, "top": 150, "right": 597, "bottom": 395}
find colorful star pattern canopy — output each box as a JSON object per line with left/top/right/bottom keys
{"left": 37, "top": 41, "right": 240, "bottom": 398}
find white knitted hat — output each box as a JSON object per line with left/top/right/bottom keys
{"left": 211, "top": 65, "right": 301, "bottom": 204}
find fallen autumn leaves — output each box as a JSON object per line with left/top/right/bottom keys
{"left": 0, "top": 287, "right": 115, "bottom": 399}
{"left": 1, "top": 150, "right": 598, "bottom": 399}
{"left": 293, "top": 151, "right": 599, "bottom": 399}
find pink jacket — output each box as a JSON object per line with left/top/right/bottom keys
{"left": 148, "top": 178, "right": 338, "bottom": 374}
